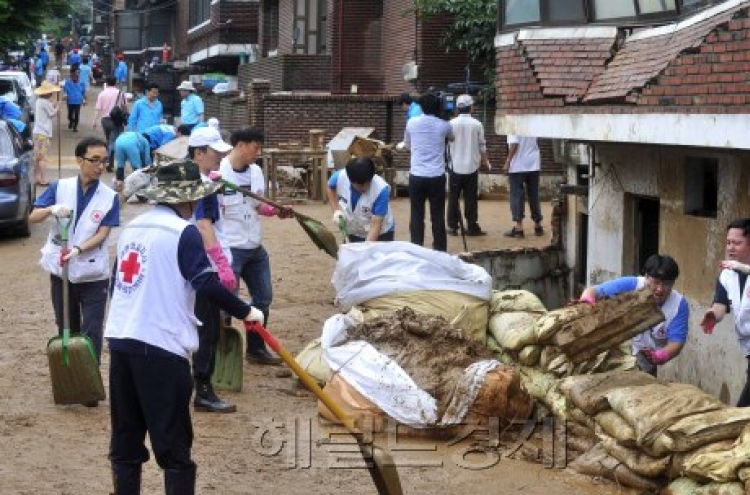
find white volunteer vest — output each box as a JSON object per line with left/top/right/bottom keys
{"left": 335, "top": 171, "right": 394, "bottom": 238}
{"left": 39, "top": 177, "right": 116, "bottom": 283}
{"left": 104, "top": 207, "right": 200, "bottom": 359}
{"left": 631, "top": 276, "right": 684, "bottom": 371}
{"left": 219, "top": 159, "right": 264, "bottom": 249}
{"left": 720, "top": 269, "right": 750, "bottom": 356}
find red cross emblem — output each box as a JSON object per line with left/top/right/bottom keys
{"left": 91, "top": 210, "right": 104, "bottom": 222}
{"left": 120, "top": 251, "right": 142, "bottom": 283}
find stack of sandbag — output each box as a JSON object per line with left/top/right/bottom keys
{"left": 559, "top": 374, "right": 750, "bottom": 491}
{"left": 317, "top": 308, "right": 533, "bottom": 434}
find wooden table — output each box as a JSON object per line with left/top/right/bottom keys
{"left": 262, "top": 148, "right": 329, "bottom": 202}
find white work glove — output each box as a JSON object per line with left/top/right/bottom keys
{"left": 720, "top": 260, "right": 750, "bottom": 274}
{"left": 61, "top": 246, "right": 81, "bottom": 262}
{"left": 243, "top": 307, "right": 265, "bottom": 332}
{"left": 332, "top": 210, "right": 345, "bottom": 227}
{"left": 50, "top": 204, "right": 71, "bottom": 218}
{"left": 396, "top": 141, "right": 406, "bottom": 151}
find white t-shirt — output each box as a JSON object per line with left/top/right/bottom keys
{"left": 33, "top": 98, "right": 56, "bottom": 137}
{"left": 507, "top": 135, "right": 540, "bottom": 173}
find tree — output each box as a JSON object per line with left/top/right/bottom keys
{"left": 0, "top": 0, "right": 70, "bottom": 52}
{"left": 413, "top": 0, "right": 498, "bottom": 97}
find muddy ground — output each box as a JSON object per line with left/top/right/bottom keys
{"left": 0, "top": 93, "right": 636, "bottom": 494}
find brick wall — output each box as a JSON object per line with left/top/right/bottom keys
{"left": 239, "top": 54, "right": 330, "bottom": 91}
{"left": 329, "top": 0, "right": 383, "bottom": 94}
{"left": 260, "top": 0, "right": 280, "bottom": 55}
{"left": 187, "top": 0, "right": 259, "bottom": 57}
{"left": 381, "top": 0, "right": 417, "bottom": 94}
{"left": 278, "top": 0, "right": 295, "bottom": 55}
{"left": 417, "top": 14, "right": 480, "bottom": 94}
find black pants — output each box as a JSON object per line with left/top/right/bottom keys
{"left": 738, "top": 358, "right": 750, "bottom": 407}
{"left": 67, "top": 103, "right": 81, "bottom": 130}
{"left": 192, "top": 296, "right": 220, "bottom": 382}
{"left": 408, "top": 174, "right": 447, "bottom": 252}
{"left": 50, "top": 275, "right": 108, "bottom": 363}
{"left": 109, "top": 347, "right": 195, "bottom": 470}
{"left": 447, "top": 170, "right": 479, "bottom": 231}
{"left": 509, "top": 171, "right": 543, "bottom": 224}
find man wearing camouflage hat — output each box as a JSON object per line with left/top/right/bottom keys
{"left": 104, "top": 160, "right": 265, "bottom": 495}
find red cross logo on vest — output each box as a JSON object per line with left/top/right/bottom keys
{"left": 120, "top": 251, "right": 141, "bottom": 283}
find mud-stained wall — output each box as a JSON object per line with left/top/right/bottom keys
{"left": 461, "top": 247, "right": 568, "bottom": 310}
{"left": 567, "top": 142, "right": 750, "bottom": 404}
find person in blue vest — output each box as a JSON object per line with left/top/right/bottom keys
{"left": 142, "top": 123, "right": 178, "bottom": 152}
{"left": 34, "top": 52, "right": 45, "bottom": 86}
{"left": 127, "top": 82, "right": 162, "bottom": 132}
{"left": 38, "top": 47, "right": 49, "bottom": 71}
{"left": 578, "top": 254, "right": 689, "bottom": 376}
{"left": 113, "top": 131, "right": 152, "bottom": 193}
{"left": 327, "top": 156, "right": 395, "bottom": 242}
{"left": 176, "top": 80, "right": 204, "bottom": 132}
{"left": 29, "top": 137, "right": 120, "bottom": 375}
{"left": 114, "top": 54, "right": 128, "bottom": 87}
{"left": 62, "top": 68, "right": 86, "bottom": 132}
{"left": 68, "top": 48, "right": 81, "bottom": 69}
{"left": 104, "top": 160, "right": 265, "bottom": 495}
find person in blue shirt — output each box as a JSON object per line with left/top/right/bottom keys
{"left": 113, "top": 131, "right": 152, "bottom": 192}
{"left": 68, "top": 48, "right": 81, "bottom": 68}
{"left": 398, "top": 92, "right": 423, "bottom": 121}
{"left": 578, "top": 254, "right": 690, "bottom": 376}
{"left": 114, "top": 55, "right": 128, "bottom": 87}
{"left": 39, "top": 47, "right": 49, "bottom": 71}
{"left": 142, "top": 123, "right": 178, "bottom": 151}
{"left": 78, "top": 56, "right": 94, "bottom": 102}
{"left": 62, "top": 69, "right": 86, "bottom": 132}
{"left": 127, "top": 82, "right": 163, "bottom": 132}
{"left": 327, "top": 157, "right": 395, "bottom": 242}
{"left": 35, "top": 53, "right": 45, "bottom": 85}
{"left": 177, "top": 80, "right": 204, "bottom": 131}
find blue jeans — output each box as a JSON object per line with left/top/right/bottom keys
{"left": 230, "top": 245, "right": 272, "bottom": 353}
{"left": 50, "top": 275, "right": 108, "bottom": 363}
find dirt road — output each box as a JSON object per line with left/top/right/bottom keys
{"left": 0, "top": 88, "right": 635, "bottom": 494}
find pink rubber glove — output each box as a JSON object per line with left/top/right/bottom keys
{"left": 206, "top": 244, "right": 236, "bottom": 291}
{"left": 645, "top": 348, "right": 670, "bottom": 365}
{"left": 258, "top": 203, "right": 278, "bottom": 217}
{"left": 208, "top": 171, "right": 222, "bottom": 181}
{"left": 579, "top": 293, "right": 596, "bottom": 305}
{"left": 701, "top": 310, "right": 716, "bottom": 335}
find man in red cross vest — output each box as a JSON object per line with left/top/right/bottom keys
{"left": 104, "top": 160, "right": 265, "bottom": 495}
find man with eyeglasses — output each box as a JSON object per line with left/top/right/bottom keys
{"left": 577, "top": 254, "right": 689, "bottom": 376}
{"left": 30, "top": 137, "right": 120, "bottom": 394}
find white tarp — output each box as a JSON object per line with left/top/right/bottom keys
{"left": 332, "top": 242, "right": 493, "bottom": 310}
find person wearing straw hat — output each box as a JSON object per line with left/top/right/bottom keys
{"left": 104, "top": 160, "right": 265, "bottom": 495}
{"left": 31, "top": 80, "right": 61, "bottom": 186}
{"left": 177, "top": 80, "right": 204, "bottom": 133}
{"left": 30, "top": 136, "right": 119, "bottom": 367}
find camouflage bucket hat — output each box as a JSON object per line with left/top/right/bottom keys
{"left": 139, "top": 160, "right": 221, "bottom": 204}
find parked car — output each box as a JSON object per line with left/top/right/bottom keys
{"left": 0, "top": 119, "right": 33, "bottom": 237}
{"left": 0, "top": 78, "right": 31, "bottom": 126}
{"left": 0, "top": 71, "right": 36, "bottom": 119}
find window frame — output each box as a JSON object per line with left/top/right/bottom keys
{"left": 292, "top": 0, "right": 327, "bottom": 55}
{"left": 499, "top": 0, "right": 729, "bottom": 31}
{"left": 190, "top": 0, "right": 211, "bottom": 29}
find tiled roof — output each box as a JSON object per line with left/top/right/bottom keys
{"left": 522, "top": 38, "right": 615, "bottom": 102}
{"left": 585, "top": 7, "right": 739, "bottom": 102}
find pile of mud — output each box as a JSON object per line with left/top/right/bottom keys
{"left": 347, "top": 307, "right": 493, "bottom": 415}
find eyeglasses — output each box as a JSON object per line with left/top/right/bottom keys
{"left": 80, "top": 156, "right": 109, "bottom": 166}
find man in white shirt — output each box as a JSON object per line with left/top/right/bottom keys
{"left": 502, "top": 135, "right": 543, "bottom": 238}
{"left": 448, "top": 94, "right": 489, "bottom": 236}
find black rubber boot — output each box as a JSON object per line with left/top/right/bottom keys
{"left": 164, "top": 466, "right": 196, "bottom": 495}
{"left": 193, "top": 380, "right": 236, "bottom": 413}
{"left": 111, "top": 462, "right": 142, "bottom": 495}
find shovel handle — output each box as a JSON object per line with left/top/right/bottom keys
{"left": 215, "top": 177, "right": 288, "bottom": 212}
{"left": 247, "top": 322, "right": 356, "bottom": 432}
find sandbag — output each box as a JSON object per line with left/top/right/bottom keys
{"left": 558, "top": 369, "right": 656, "bottom": 416}
{"left": 663, "top": 478, "right": 745, "bottom": 495}
{"left": 294, "top": 338, "right": 331, "bottom": 387}
{"left": 656, "top": 407, "right": 750, "bottom": 456}
{"left": 357, "top": 290, "right": 489, "bottom": 342}
{"left": 489, "top": 289, "right": 546, "bottom": 314}
{"left": 595, "top": 410, "right": 638, "bottom": 448}
{"left": 669, "top": 440, "right": 734, "bottom": 480}
{"left": 568, "top": 443, "right": 662, "bottom": 492}
{"left": 606, "top": 383, "right": 725, "bottom": 448}
{"left": 468, "top": 366, "right": 534, "bottom": 423}
{"left": 318, "top": 374, "right": 388, "bottom": 432}
{"left": 597, "top": 431, "right": 669, "bottom": 478}
{"left": 684, "top": 423, "right": 750, "bottom": 483}
{"left": 518, "top": 365, "right": 557, "bottom": 401}
{"left": 488, "top": 312, "right": 539, "bottom": 351}
{"left": 518, "top": 345, "right": 542, "bottom": 366}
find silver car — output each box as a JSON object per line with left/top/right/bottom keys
{"left": 0, "top": 71, "right": 36, "bottom": 119}
{"left": 0, "top": 119, "right": 33, "bottom": 237}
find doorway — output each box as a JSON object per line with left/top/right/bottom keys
{"left": 624, "top": 195, "right": 660, "bottom": 275}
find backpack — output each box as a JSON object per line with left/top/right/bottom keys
{"left": 109, "top": 91, "right": 128, "bottom": 127}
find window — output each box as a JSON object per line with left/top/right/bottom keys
{"left": 684, "top": 157, "right": 718, "bottom": 218}
{"left": 293, "top": 0, "right": 326, "bottom": 55}
{"left": 500, "top": 0, "right": 729, "bottom": 29}
{"left": 190, "top": 0, "right": 211, "bottom": 28}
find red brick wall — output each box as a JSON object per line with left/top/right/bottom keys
{"left": 239, "top": 54, "right": 331, "bottom": 92}
{"left": 416, "top": 14, "right": 480, "bottom": 93}
{"left": 330, "top": 0, "right": 384, "bottom": 94}
{"left": 381, "top": 0, "right": 417, "bottom": 94}
{"left": 187, "top": 1, "right": 260, "bottom": 55}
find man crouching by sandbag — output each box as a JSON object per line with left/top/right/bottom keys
{"left": 578, "top": 254, "right": 689, "bottom": 376}
{"left": 103, "top": 160, "right": 265, "bottom": 495}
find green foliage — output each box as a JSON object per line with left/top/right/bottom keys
{"left": 0, "top": 0, "right": 71, "bottom": 52}
{"left": 414, "top": 0, "right": 498, "bottom": 97}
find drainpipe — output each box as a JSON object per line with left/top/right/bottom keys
{"left": 337, "top": 0, "right": 343, "bottom": 93}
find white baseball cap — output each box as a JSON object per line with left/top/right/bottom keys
{"left": 456, "top": 94, "right": 474, "bottom": 108}
{"left": 188, "top": 127, "right": 232, "bottom": 153}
